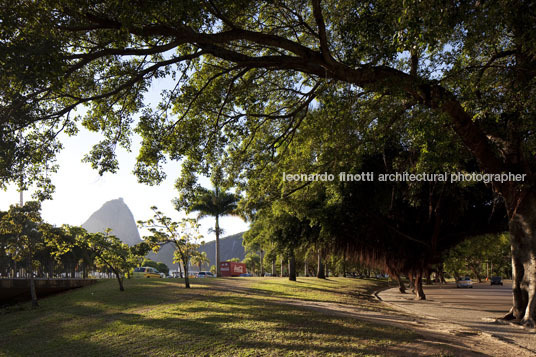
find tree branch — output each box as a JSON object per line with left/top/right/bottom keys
{"left": 311, "top": 0, "right": 335, "bottom": 65}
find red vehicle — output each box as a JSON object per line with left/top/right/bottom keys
{"left": 220, "top": 261, "right": 247, "bottom": 277}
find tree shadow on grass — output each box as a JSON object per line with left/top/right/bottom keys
{"left": 0, "top": 288, "right": 426, "bottom": 357}
{"left": 0, "top": 279, "right": 484, "bottom": 357}
{"left": 212, "top": 279, "right": 383, "bottom": 307}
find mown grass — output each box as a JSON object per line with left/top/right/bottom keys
{"left": 247, "top": 277, "right": 389, "bottom": 308}
{"left": 0, "top": 277, "right": 436, "bottom": 356}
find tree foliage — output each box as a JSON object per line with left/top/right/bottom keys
{"left": 142, "top": 258, "right": 170, "bottom": 276}
{"left": 0, "top": 203, "right": 148, "bottom": 297}
{"left": 444, "top": 233, "right": 511, "bottom": 281}
{"left": 138, "top": 206, "right": 203, "bottom": 288}
{"left": 2, "top": 0, "right": 536, "bottom": 324}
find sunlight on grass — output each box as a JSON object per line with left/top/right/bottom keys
{"left": 0, "top": 278, "right": 430, "bottom": 356}
{"left": 248, "top": 277, "right": 388, "bottom": 308}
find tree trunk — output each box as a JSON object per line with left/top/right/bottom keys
{"left": 29, "top": 275, "right": 38, "bottom": 308}
{"left": 438, "top": 263, "right": 447, "bottom": 284}
{"left": 317, "top": 250, "right": 325, "bottom": 279}
{"left": 260, "top": 250, "right": 264, "bottom": 276}
{"left": 271, "top": 258, "right": 276, "bottom": 276}
{"left": 342, "top": 248, "right": 347, "bottom": 277}
{"left": 288, "top": 250, "right": 296, "bottom": 281}
{"left": 215, "top": 214, "right": 221, "bottom": 277}
{"left": 27, "top": 247, "right": 38, "bottom": 307}
{"left": 183, "top": 263, "right": 191, "bottom": 289}
{"left": 280, "top": 256, "right": 285, "bottom": 277}
{"left": 304, "top": 260, "right": 308, "bottom": 277}
{"left": 414, "top": 271, "right": 426, "bottom": 300}
{"left": 394, "top": 273, "right": 406, "bottom": 294}
{"left": 113, "top": 270, "right": 124, "bottom": 291}
{"left": 502, "top": 189, "right": 536, "bottom": 327}
{"left": 49, "top": 260, "right": 54, "bottom": 278}
{"left": 178, "top": 261, "right": 183, "bottom": 278}
{"left": 470, "top": 265, "right": 482, "bottom": 283}
{"left": 425, "top": 270, "right": 432, "bottom": 285}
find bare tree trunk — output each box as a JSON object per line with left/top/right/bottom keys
{"left": 29, "top": 275, "right": 38, "bottom": 308}
{"left": 317, "top": 249, "right": 325, "bottom": 279}
{"left": 280, "top": 256, "right": 285, "bottom": 277}
{"left": 271, "top": 258, "right": 276, "bottom": 276}
{"left": 215, "top": 214, "right": 221, "bottom": 277}
{"left": 342, "top": 248, "right": 347, "bottom": 277}
{"left": 414, "top": 271, "right": 426, "bottom": 300}
{"left": 183, "top": 263, "right": 190, "bottom": 289}
{"left": 49, "top": 260, "right": 54, "bottom": 278}
{"left": 288, "top": 250, "right": 296, "bottom": 281}
{"left": 470, "top": 265, "right": 483, "bottom": 283}
{"left": 394, "top": 272, "right": 406, "bottom": 294}
{"left": 27, "top": 247, "right": 38, "bottom": 308}
{"left": 304, "top": 260, "right": 308, "bottom": 277}
{"left": 502, "top": 189, "right": 536, "bottom": 327}
{"left": 177, "top": 261, "right": 183, "bottom": 278}
{"left": 437, "top": 263, "right": 447, "bottom": 284}
{"left": 113, "top": 270, "right": 124, "bottom": 291}
{"left": 260, "top": 250, "right": 264, "bottom": 276}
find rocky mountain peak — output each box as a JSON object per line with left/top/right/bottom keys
{"left": 82, "top": 198, "right": 142, "bottom": 246}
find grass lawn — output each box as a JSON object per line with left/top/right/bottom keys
{"left": 0, "top": 277, "right": 444, "bottom": 356}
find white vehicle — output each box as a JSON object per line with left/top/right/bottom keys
{"left": 197, "top": 271, "right": 214, "bottom": 278}
{"left": 456, "top": 276, "right": 473, "bottom": 288}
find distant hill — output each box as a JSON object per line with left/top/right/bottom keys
{"left": 146, "top": 232, "right": 246, "bottom": 271}
{"left": 198, "top": 232, "right": 246, "bottom": 267}
{"left": 82, "top": 198, "right": 142, "bottom": 246}
{"left": 82, "top": 199, "right": 246, "bottom": 271}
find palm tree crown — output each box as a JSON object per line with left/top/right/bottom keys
{"left": 189, "top": 187, "right": 238, "bottom": 221}
{"left": 186, "top": 186, "right": 239, "bottom": 277}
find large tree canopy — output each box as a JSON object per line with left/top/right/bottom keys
{"left": 1, "top": 0, "right": 535, "bottom": 325}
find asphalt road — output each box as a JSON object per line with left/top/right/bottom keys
{"left": 379, "top": 281, "right": 536, "bottom": 355}
{"left": 422, "top": 281, "right": 512, "bottom": 315}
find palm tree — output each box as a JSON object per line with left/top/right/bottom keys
{"left": 187, "top": 187, "right": 238, "bottom": 277}
{"left": 190, "top": 251, "right": 210, "bottom": 272}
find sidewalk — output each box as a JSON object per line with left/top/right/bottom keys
{"left": 378, "top": 286, "right": 536, "bottom": 354}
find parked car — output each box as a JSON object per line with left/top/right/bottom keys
{"left": 197, "top": 271, "right": 214, "bottom": 278}
{"left": 133, "top": 267, "right": 162, "bottom": 278}
{"left": 490, "top": 276, "right": 503, "bottom": 286}
{"left": 239, "top": 273, "right": 253, "bottom": 277}
{"left": 456, "top": 276, "right": 473, "bottom": 288}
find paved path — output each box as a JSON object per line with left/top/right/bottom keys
{"left": 378, "top": 282, "right": 536, "bottom": 354}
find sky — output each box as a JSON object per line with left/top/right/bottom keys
{"left": 0, "top": 77, "right": 249, "bottom": 241}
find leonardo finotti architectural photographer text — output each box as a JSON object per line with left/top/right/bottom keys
{"left": 282, "top": 172, "right": 527, "bottom": 184}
